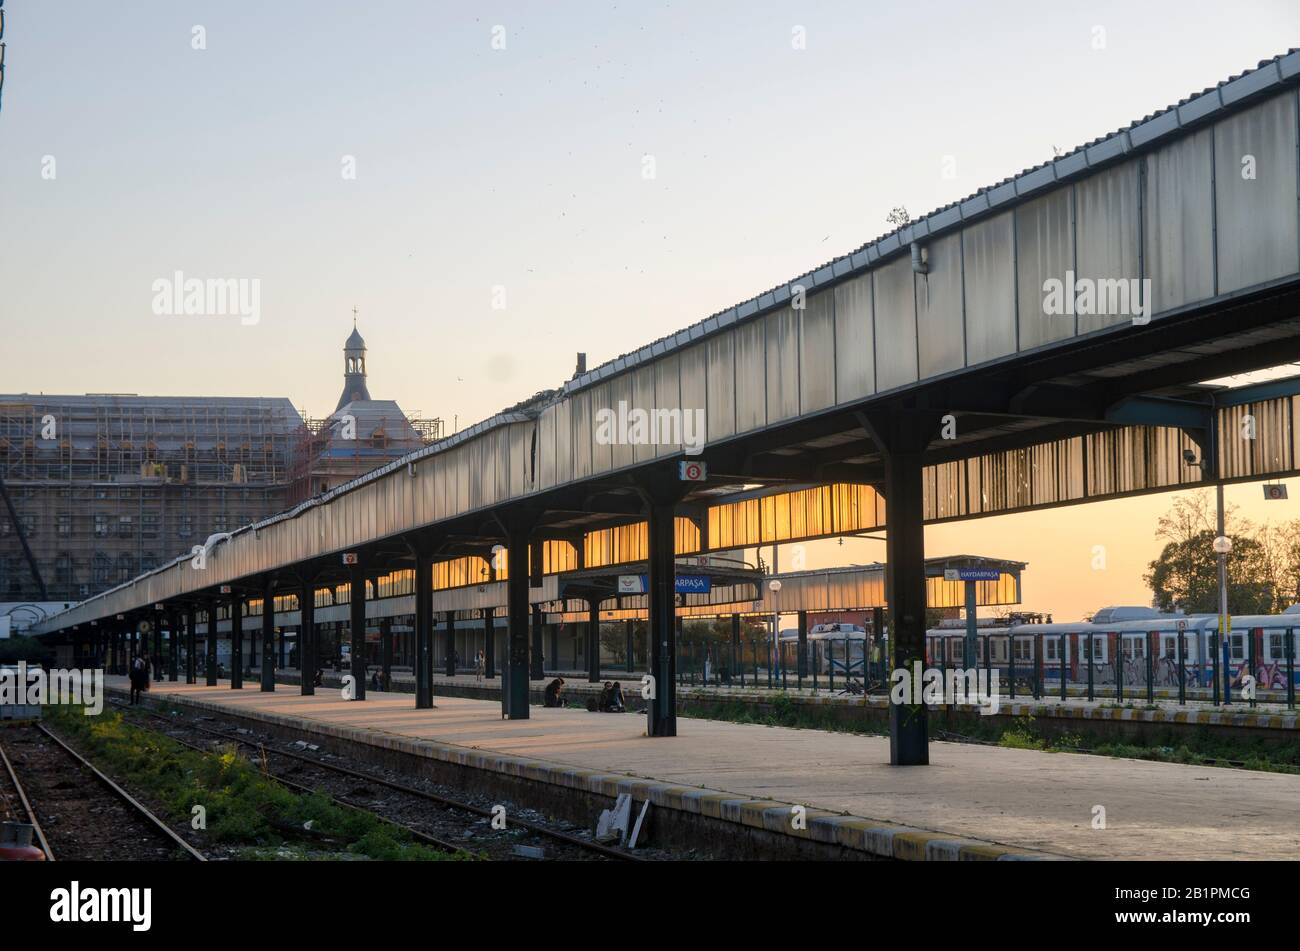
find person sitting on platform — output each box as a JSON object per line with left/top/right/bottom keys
{"left": 608, "top": 680, "right": 626, "bottom": 712}
{"left": 370, "top": 669, "right": 381, "bottom": 692}
{"left": 543, "top": 677, "right": 565, "bottom": 707}
{"left": 313, "top": 666, "right": 324, "bottom": 687}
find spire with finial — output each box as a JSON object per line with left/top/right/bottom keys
{"left": 336, "top": 308, "right": 371, "bottom": 411}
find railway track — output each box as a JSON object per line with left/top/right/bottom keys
{"left": 0, "top": 734, "right": 54, "bottom": 860}
{"left": 114, "top": 702, "right": 649, "bottom": 862}
{"left": 0, "top": 723, "right": 205, "bottom": 861}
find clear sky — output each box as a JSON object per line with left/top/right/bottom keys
{"left": 3, "top": 1, "right": 1299, "bottom": 619}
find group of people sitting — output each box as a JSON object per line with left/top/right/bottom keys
{"left": 541, "top": 677, "right": 627, "bottom": 712}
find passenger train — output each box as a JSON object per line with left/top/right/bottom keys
{"left": 923, "top": 605, "right": 1300, "bottom": 693}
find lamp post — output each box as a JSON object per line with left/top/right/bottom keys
{"left": 1185, "top": 448, "right": 1230, "bottom": 703}
{"left": 768, "top": 579, "right": 782, "bottom": 682}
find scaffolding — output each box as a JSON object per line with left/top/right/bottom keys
{"left": 0, "top": 395, "right": 306, "bottom": 602}
{"left": 288, "top": 409, "right": 443, "bottom": 503}
{"left": 0, "top": 394, "right": 445, "bottom": 602}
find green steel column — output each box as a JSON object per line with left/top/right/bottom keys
{"left": 230, "top": 595, "right": 244, "bottom": 689}
{"left": 206, "top": 600, "right": 218, "bottom": 686}
{"left": 185, "top": 605, "right": 197, "bottom": 684}
{"left": 300, "top": 586, "right": 316, "bottom": 697}
{"left": 646, "top": 496, "right": 678, "bottom": 737}
{"left": 531, "top": 604, "right": 545, "bottom": 680}
{"left": 349, "top": 563, "right": 367, "bottom": 701}
{"left": 261, "top": 579, "right": 276, "bottom": 692}
{"left": 502, "top": 531, "right": 531, "bottom": 719}
{"left": 587, "top": 600, "right": 601, "bottom": 683}
{"left": 381, "top": 616, "right": 393, "bottom": 687}
{"left": 414, "top": 553, "right": 433, "bottom": 709}
{"left": 444, "top": 611, "right": 457, "bottom": 678}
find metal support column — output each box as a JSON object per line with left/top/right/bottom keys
{"left": 625, "top": 618, "right": 635, "bottom": 674}
{"left": 483, "top": 608, "right": 495, "bottom": 679}
{"left": 861, "top": 410, "right": 932, "bottom": 765}
{"left": 963, "top": 581, "right": 978, "bottom": 669}
{"left": 230, "top": 595, "right": 244, "bottom": 689}
{"left": 262, "top": 578, "right": 276, "bottom": 693}
{"left": 185, "top": 605, "right": 197, "bottom": 684}
{"left": 444, "top": 611, "right": 457, "bottom": 677}
{"left": 587, "top": 599, "right": 601, "bottom": 683}
{"left": 414, "top": 552, "right": 434, "bottom": 709}
{"left": 300, "top": 585, "right": 316, "bottom": 696}
{"left": 349, "top": 563, "right": 366, "bottom": 700}
{"left": 167, "top": 609, "right": 179, "bottom": 681}
{"left": 797, "top": 609, "right": 808, "bottom": 685}
{"left": 531, "top": 604, "right": 545, "bottom": 680}
{"left": 503, "top": 530, "right": 531, "bottom": 719}
{"left": 381, "top": 616, "right": 393, "bottom": 687}
{"left": 206, "top": 600, "right": 218, "bottom": 686}
{"left": 730, "top": 614, "right": 740, "bottom": 683}
{"left": 646, "top": 494, "right": 678, "bottom": 737}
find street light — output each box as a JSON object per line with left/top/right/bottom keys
{"left": 768, "top": 579, "right": 782, "bottom": 679}
{"left": 1185, "top": 448, "right": 1229, "bottom": 705}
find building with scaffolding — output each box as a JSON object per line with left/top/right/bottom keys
{"left": 0, "top": 323, "right": 440, "bottom": 610}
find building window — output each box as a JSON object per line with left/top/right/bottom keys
{"left": 116, "top": 553, "right": 135, "bottom": 582}
{"left": 57, "top": 512, "right": 73, "bottom": 536}
{"left": 94, "top": 513, "right": 110, "bottom": 537}
{"left": 92, "top": 552, "right": 112, "bottom": 585}
{"left": 141, "top": 512, "right": 160, "bottom": 538}
{"left": 55, "top": 553, "right": 73, "bottom": 585}
{"left": 21, "top": 514, "right": 37, "bottom": 537}
{"left": 117, "top": 515, "right": 133, "bottom": 537}
{"left": 178, "top": 515, "right": 193, "bottom": 537}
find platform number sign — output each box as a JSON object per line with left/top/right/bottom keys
{"left": 1264, "top": 484, "right": 1288, "bottom": 500}
{"left": 219, "top": 585, "right": 231, "bottom": 594}
{"left": 679, "top": 460, "right": 707, "bottom": 482}
{"left": 342, "top": 552, "right": 359, "bottom": 565}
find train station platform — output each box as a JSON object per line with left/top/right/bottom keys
{"left": 102, "top": 675, "right": 1300, "bottom": 861}
{"left": 276, "top": 666, "right": 1300, "bottom": 738}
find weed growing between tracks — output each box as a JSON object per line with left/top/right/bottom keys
{"left": 45, "top": 705, "right": 470, "bottom": 860}
{"left": 686, "top": 696, "right": 1300, "bottom": 774}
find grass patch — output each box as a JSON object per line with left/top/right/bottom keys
{"left": 46, "top": 705, "right": 470, "bottom": 860}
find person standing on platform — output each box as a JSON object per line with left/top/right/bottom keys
{"left": 129, "top": 653, "right": 149, "bottom": 705}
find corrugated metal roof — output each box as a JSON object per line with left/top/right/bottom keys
{"left": 559, "top": 49, "right": 1300, "bottom": 397}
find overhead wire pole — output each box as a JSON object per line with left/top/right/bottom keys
{"left": 0, "top": 0, "right": 7, "bottom": 116}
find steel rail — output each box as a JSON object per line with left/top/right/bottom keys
{"left": 0, "top": 738, "right": 55, "bottom": 860}
{"left": 36, "top": 723, "right": 206, "bottom": 861}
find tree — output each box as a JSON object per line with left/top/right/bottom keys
{"left": 1144, "top": 492, "right": 1283, "bottom": 614}
{"left": 0, "top": 635, "right": 55, "bottom": 666}
{"left": 885, "top": 206, "right": 910, "bottom": 229}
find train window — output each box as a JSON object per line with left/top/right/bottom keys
{"left": 1162, "top": 636, "right": 1176, "bottom": 658}
{"left": 1013, "top": 639, "right": 1032, "bottom": 661}
{"left": 1045, "top": 638, "right": 1058, "bottom": 661}
{"left": 1269, "top": 633, "right": 1283, "bottom": 661}
{"left": 1230, "top": 634, "right": 1245, "bottom": 661}
{"left": 1122, "top": 638, "right": 1143, "bottom": 659}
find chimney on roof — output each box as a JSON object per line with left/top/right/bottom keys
{"left": 573, "top": 353, "right": 587, "bottom": 378}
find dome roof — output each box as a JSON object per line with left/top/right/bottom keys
{"left": 345, "top": 326, "right": 366, "bottom": 350}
